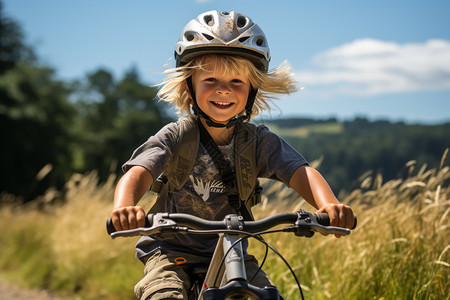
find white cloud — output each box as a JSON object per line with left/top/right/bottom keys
{"left": 295, "top": 39, "right": 450, "bottom": 97}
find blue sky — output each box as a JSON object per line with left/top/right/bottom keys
{"left": 3, "top": 0, "right": 450, "bottom": 124}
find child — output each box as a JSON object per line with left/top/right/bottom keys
{"left": 110, "top": 10, "right": 355, "bottom": 300}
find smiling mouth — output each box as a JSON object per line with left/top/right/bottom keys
{"left": 211, "top": 101, "right": 234, "bottom": 108}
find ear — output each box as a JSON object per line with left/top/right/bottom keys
{"left": 185, "top": 76, "right": 196, "bottom": 102}
{"left": 185, "top": 80, "right": 192, "bottom": 99}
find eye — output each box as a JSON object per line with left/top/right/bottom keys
{"left": 231, "top": 79, "right": 244, "bottom": 84}
{"left": 203, "top": 77, "right": 216, "bottom": 82}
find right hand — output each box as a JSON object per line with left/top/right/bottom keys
{"left": 110, "top": 206, "right": 146, "bottom": 231}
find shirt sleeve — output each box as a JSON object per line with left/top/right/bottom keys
{"left": 122, "top": 121, "right": 180, "bottom": 180}
{"left": 256, "top": 125, "right": 308, "bottom": 186}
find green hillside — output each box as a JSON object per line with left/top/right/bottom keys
{"left": 260, "top": 117, "right": 450, "bottom": 196}
{"left": 263, "top": 122, "right": 343, "bottom": 138}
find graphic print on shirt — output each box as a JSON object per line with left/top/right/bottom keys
{"left": 189, "top": 142, "right": 234, "bottom": 202}
{"left": 190, "top": 175, "right": 225, "bottom": 201}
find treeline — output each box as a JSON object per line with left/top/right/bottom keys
{"left": 1, "top": 3, "right": 449, "bottom": 203}
{"left": 0, "top": 3, "right": 171, "bottom": 202}
{"left": 266, "top": 117, "right": 450, "bottom": 195}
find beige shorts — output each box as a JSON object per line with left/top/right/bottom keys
{"left": 134, "top": 249, "right": 276, "bottom": 300}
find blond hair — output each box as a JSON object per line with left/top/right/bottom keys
{"left": 156, "top": 55, "right": 298, "bottom": 119}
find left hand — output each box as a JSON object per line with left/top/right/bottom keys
{"left": 316, "top": 203, "right": 355, "bottom": 238}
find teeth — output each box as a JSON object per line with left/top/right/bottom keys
{"left": 214, "top": 102, "right": 231, "bottom": 106}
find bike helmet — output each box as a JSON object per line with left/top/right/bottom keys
{"left": 175, "top": 10, "right": 270, "bottom": 72}
{"left": 176, "top": 11, "right": 270, "bottom": 127}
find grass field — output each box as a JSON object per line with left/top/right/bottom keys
{"left": 263, "top": 122, "right": 343, "bottom": 138}
{"left": 0, "top": 154, "right": 448, "bottom": 299}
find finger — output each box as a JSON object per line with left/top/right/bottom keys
{"left": 111, "top": 213, "right": 123, "bottom": 231}
{"left": 338, "top": 209, "right": 347, "bottom": 228}
{"left": 316, "top": 206, "right": 326, "bottom": 213}
{"left": 136, "top": 208, "right": 146, "bottom": 228}
{"left": 119, "top": 211, "right": 130, "bottom": 230}
{"left": 324, "top": 205, "right": 339, "bottom": 227}
{"left": 340, "top": 205, "right": 354, "bottom": 229}
{"left": 128, "top": 211, "right": 138, "bottom": 229}
{"left": 328, "top": 210, "right": 338, "bottom": 227}
{"left": 345, "top": 210, "right": 354, "bottom": 229}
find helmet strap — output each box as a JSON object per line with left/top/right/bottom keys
{"left": 185, "top": 76, "right": 257, "bottom": 129}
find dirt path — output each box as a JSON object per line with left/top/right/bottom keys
{"left": 0, "top": 280, "right": 78, "bottom": 300}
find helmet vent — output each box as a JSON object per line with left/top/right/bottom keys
{"left": 239, "top": 36, "right": 250, "bottom": 43}
{"left": 236, "top": 16, "right": 247, "bottom": 28}
{"left": 184, "top": 32, "right": 196, "bottom": 41}
{"left": 255, "top": 36, "right": 265, "bottom": 46}
{"left": 203, "top": 15, "right": 214, "bottom": 26}
{"left": 202, "top": 33, "right": 214, "bottom": 41}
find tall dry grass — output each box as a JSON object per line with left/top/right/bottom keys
{"left": 0, "top": 153, "right": 449, "bottom": 299}
{"left": 251, "top": 155, "right": 449, "bottom": 299}
{"left": 0, "top": 172, "right": 155, "bottom": 299}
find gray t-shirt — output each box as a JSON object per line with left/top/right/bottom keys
{"left": 123, "top": 119, "right": 308, "bottom": 258}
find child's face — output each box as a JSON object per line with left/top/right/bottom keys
{"left": 191, "top": 56, "right": 250, "bottom": 124}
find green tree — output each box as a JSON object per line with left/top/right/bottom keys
{"left": 73, "top": 66, "right": 172, "bottom": 180}
{"left": 0, "top": 63, "right": 76, "bottom": 201}
{"left": 0, "top": 3, "right": 76, "bottom": 202}
{"left": 1, "top": 4, "right": 173, "bottom": 202}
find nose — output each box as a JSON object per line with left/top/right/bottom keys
{"left": 216, "top": 82, "right": 231, "bottom": 95}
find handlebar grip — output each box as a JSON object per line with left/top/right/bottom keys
{"left": 106, "top": 214, "right": 154, "bottom": 236}
{"left": 313, "top": 213, "right": 358, "bottom": 229}
{"left": 313, "top": 213, "right": 330, "bottom": 226}
{"left": 106, "top": 218, "right": 116, "bottom": 235}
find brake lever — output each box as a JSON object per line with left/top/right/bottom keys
{"left": 109, "top": 213, "right": 180, "bottom": 239}
{"left": 111, "top": 227, "right": 160, "bottom": 239}
{"left": 312, "top": 224, "right": 351, "bottom": 236}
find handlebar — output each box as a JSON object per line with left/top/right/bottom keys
{"left": 107, "top": 210, "right": 357, "bottom": 239}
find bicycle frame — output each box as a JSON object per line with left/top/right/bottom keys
{"left": 200, "top": 233, "right": 280, "bottom": 300}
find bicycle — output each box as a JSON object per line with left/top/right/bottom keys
{"left": 107, "top": 209, "right": 356, "bottom": 300}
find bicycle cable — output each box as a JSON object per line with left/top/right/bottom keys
{"left": 187, "top": 228, "right": 305, "bottom": 300}
{"left": 248, "top": 234, "right": 268, "bottom": 284}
